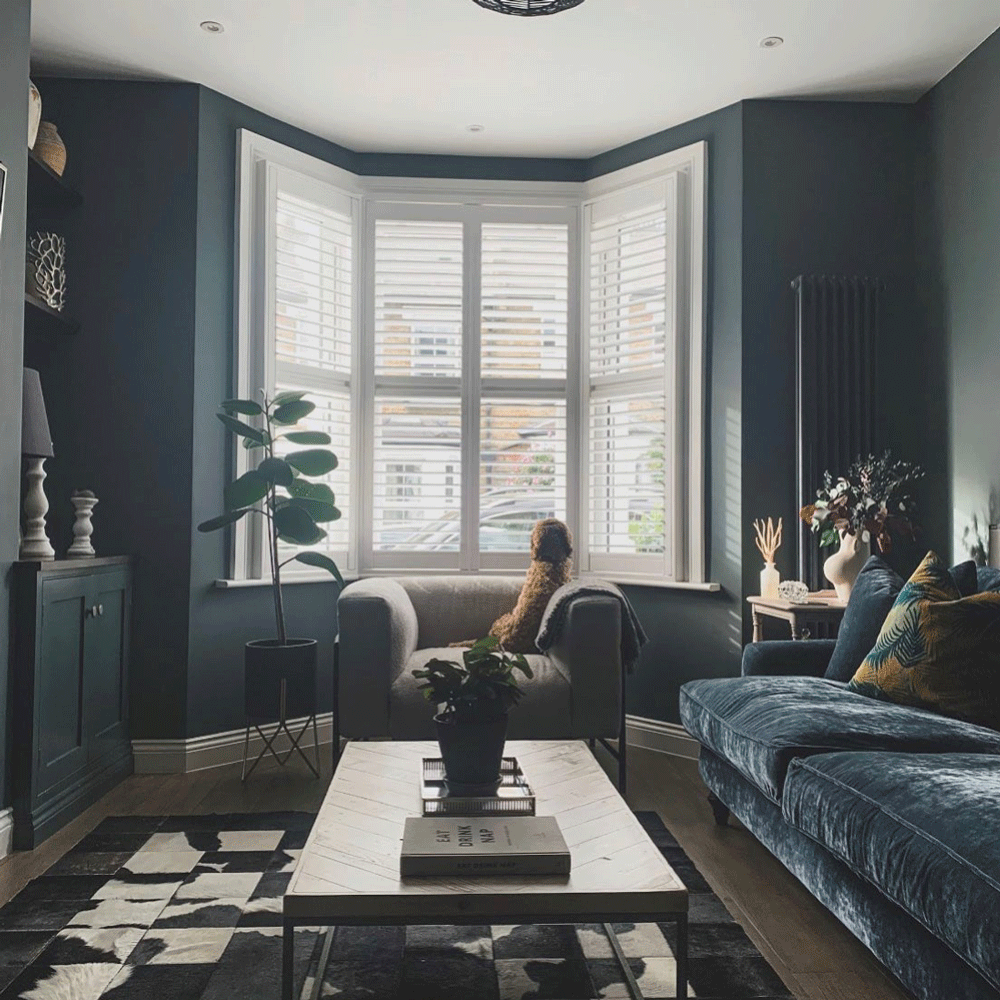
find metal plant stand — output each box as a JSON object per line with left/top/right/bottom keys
{"left": 242, "top": 647, "right": 321, "bottom": 782}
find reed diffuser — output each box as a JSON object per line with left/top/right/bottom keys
{"left": 754, "top": 517, "right": 783, "bottom": 599}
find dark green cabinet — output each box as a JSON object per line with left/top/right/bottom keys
{"left": 11, "top": 557, "right": 133, "bottom": 849}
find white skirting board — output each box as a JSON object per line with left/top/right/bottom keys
{"left": 0, "top": 808, "right": 13, "bottom": 861}
{"left": 132, "top": 713, "right": 699, "bottom": 775}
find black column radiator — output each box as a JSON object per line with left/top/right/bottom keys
{"left": 793, "top": 275, "right": 884, "bottom": 590}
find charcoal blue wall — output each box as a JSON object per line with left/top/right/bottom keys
{"left": 590, "top": 105, "right": 746, "bottom": 722}
{"left": 0, "top": 0, "right": 31, "bottom": 805}
{"left": 740, "top": 100, "right": 933, "bottom": 609}
{"left": 915, "top": 26, "right": 1000, "bottom": 564}
{"left": 30, "top": 79, "right": 200, "bottom": 740}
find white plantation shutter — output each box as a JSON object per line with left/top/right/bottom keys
{"left": 270, "top": 170, "right": 356, "bottom": 572}
{"left": 481, "top": 223, "right": 568, "bottom": 380}
{"left": 480, "top": 398, "right": 567, "bottom": 553}
{"left": 374, "top": 219, "right": 463, "bottom": 379}
{"left": 237, "top": 131, "right": 705, "bottom": 585}
{"left": 586, "top": 176, "right": 683, "bottom": 579}
{"left": 372, "top": 397, "right": 462, "bottom": 553}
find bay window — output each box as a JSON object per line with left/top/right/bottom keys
{"left": 234, "top": 131, "right": 705, "bottom": 587}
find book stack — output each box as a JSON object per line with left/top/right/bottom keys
{"left": 400, "top": 815, "right": 570, "bottom": 877}
{"left": 401, "top": 756, "right": 571, "bottom": 877}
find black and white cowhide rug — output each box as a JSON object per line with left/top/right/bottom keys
{"left": 0, "top": 811, "right": 792, "bottom": 999}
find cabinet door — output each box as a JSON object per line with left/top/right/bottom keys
{"left": 36, "top": 576, "right": 90, "bottom": 797}
{"left": 84, "top": 572, "right": 130, "bottom": 764}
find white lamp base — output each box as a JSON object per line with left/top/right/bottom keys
{"left": 20, "top": 457, "right": 55, "bottom": 561}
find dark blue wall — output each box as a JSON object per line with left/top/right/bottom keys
{"left": 740, "top": 100, "right": 933, "bottom": 604}
{"left": 30, "top": 80, "right": 200, "bottom": 739}
{"left": 591, "top": 105, "right": 746, "bottom": 721}
{"left": 22, "top": 65, "right": 983, "bottom": 740}
{"left": 0, "top": 0, "right": 31, "bottom": 805}
{"left": 915, "top": 26, "right": 1000, "bottom": 564}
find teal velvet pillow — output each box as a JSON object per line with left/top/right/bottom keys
{"left": 825, "top": 558, "right": 981, "bottom": 682}
{"left": 848, "top": 552, "right": 1000, "bottom": 729}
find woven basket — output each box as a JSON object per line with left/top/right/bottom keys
{"left": 34, "top": 122, "right": 66, "bottom": 176}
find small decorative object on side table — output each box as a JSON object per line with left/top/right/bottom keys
{"left": 67, "top": 489, "right": 98, "bottom": 557}
{"left": 753, "top": 517, "right": 782, "bottom": 598}
{"left": 748, "top": 590, "right": 846, "bottom": 642}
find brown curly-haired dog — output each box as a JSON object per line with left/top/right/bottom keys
{"left": 454, "top": 519, "right": 573, "bottom": 653}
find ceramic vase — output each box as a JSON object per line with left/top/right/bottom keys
{"left": 823, "top": 529, "right": 871, "bottom": 602}
{"left": 28, "top": 81, "right": 42, "bottom": 150}
{"left": 34, "top": 122, "right": 66, "bottom": 176}
{"left": 760, "top": 561, "right": 779, "bottom": 599}
{"left": 68, "top": 493, "right": 98, "bottom": 558}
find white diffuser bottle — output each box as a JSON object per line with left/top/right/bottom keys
{"left": 760, "top": 562, "right": 780, "bottom": 599}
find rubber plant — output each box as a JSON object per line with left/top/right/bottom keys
{"left": 197, "top": 391, "right": 344, "bottom": 642}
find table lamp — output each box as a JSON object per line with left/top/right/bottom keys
{"left": 20, "top": 368, "right": 55, "bottom": 560}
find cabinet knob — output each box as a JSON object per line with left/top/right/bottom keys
{"left": 98, "top": 604, "right": 104, "bottom": 616}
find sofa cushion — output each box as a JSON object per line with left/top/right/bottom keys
{"left": 679, "top": 676, "right": 1000, "bottom": 803}
{"left": 848, "top": 552, "right": 1000, "bottom": 729}
{"left": 389, "top": 648, "right": 571, "bottom": 740}
{"left": 783, "top": 752, "right": 1000, "bottom": 993}
{"left": 979, "top": 566, "right": 1000, "bottom": 592}
{"left": 825, "top": 557, "right": 905, "bottom": 681}
{"left": 825, "top": 557, "right": 981, "bottom": 682}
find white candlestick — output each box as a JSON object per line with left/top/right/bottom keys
{"left": 20, "top": 457, "right": 55, "bottom": 560}
{"left": 68, "top": 494, "right": 98, "bottom": 558}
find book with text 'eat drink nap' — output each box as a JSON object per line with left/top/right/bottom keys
{"left": 400, "top": 816, "right": 571, "bottom": 877}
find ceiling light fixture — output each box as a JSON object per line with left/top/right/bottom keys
{"left": 466, "top": 124, "right": 486, "bottom": 133}
{"left": 759, "top": 35, "right": 784, "bottom": 48}
{"left": 200, "top": 20, "right": 225, "bottom": 34}
{"left": 471, "top": 0, "right": 586, "bottom": 16}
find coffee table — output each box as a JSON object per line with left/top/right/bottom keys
{"left": 283, "top": 739, "right": 689, "bottom": 999}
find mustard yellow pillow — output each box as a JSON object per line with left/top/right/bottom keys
{"left": 848, "top": 551, "right": 1000, "bottom": 729}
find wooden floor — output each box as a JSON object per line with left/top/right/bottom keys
{"left": 0, "top": 744, "right": 911, "bottom": 1000}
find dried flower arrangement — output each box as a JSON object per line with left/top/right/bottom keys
{"left": 800, "top": 451, "right": 924, "bottom": 552}
{"left": 753, "top": 517, "right": 783, "bottom": 564}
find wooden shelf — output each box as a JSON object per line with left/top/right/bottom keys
{"left": 27, "top": 150, "right": 82, "bottom": 213}
{"left": 24, "top": 291, "right": 79, "bottom": 335}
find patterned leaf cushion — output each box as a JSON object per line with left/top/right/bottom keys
{"left": 848, "top": 552, "right": 1000, "bottom": 729}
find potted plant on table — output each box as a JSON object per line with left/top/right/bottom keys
{"left": 198, "top": 391, "right": 344, "bottom": 764}
{"left": 800, "top": 450, "right": 923, "bottom": 601}
{"left": 413, "top": 635, "right": 533, "bottom": 792}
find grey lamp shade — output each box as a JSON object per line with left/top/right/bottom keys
{"left": 21, "top": 368, "right": 54, "bottom": 458}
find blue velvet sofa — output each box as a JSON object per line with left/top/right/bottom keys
{"left": 680, "top": 640, "right": 1000, "bottom": 1000}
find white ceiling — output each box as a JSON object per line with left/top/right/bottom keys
{"left": 30, "top": 0, "right": 1000, "bottom": 159}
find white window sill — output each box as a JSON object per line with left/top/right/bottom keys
{"left": 215, "top": 571, "right": 720, "bottom": 593}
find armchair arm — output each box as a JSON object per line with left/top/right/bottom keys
{"left": 545, "top": 593, "right": 622, "bottom": 739}
{"left": 337, "top": 578, "right": 419, "bottom": 737}
{"left": 741, "top": 640, "right": 836, "bottom": 678}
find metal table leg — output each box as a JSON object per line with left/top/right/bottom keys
{"left": 282, "top": 918, "right": 294, "bottom": 1000}
{"left": 676, "top": 913, "right": 688, "bottom": 998}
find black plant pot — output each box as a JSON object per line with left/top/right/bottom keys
{"left": 245, "top": 638, "right": 318, "bottom": 722}
{"left": 434, "top": 711, "right": 508, "bottom": 792}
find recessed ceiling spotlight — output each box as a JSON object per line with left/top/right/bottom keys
{"left": 200, "top": 20, "right": 224, "bottom": 34}
{"left": 759, "top": 35, "right": 784, "bottom": 48}
{"left": 466, "top": 124, "right": 486, "bottom": 133}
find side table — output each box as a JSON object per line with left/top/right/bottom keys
{"left": 747, "top": 592, "right": 846, "bottom": 641}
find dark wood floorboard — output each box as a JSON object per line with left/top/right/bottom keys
{"left": 0, "top": 744, "right": 911, "bottom": 1000}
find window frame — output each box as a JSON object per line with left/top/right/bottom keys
{"left": 233, "top": 129, "right": 706, "bottom": 587}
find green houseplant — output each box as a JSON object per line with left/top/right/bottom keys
{"left": 413, "top": 635, "right": 533, "bottom": 789}
{"left": 198, "top": 391, "right": 344, "bottom": 769}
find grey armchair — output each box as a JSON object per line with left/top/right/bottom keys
{"left": 335, "top": 576, "right": 627, "bottom": 786}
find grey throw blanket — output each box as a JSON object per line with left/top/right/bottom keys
{"left": 535, "top": 580, "right": 647, "bottom": 673}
